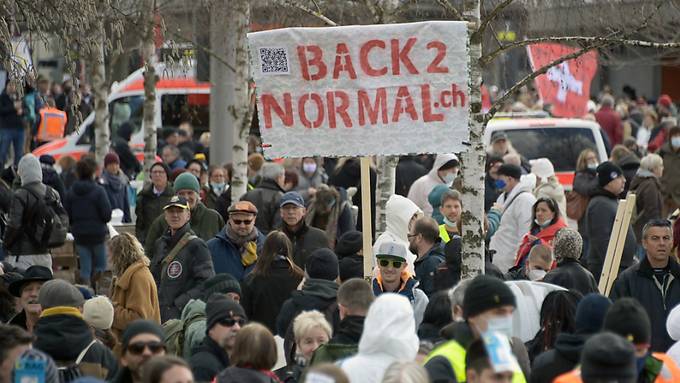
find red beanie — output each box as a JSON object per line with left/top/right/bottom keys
{"left": 104, "top": 152, "right": 120, "bottom": 167}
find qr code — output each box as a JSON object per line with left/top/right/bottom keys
{"left": 259, "top": 47, "right": 290, "bottom": 75}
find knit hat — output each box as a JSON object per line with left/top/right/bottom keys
{"left": 553, "top": 228, "right": 583, "bottom": 261}
{"left": 201, "top": 274, "right": 242, "bottom": 301}
{"left": 104, "top": 152, "right": 120, "bottom": 167}
{"left": 335, "top": 231, "right": 363, "bottom": 258}
{"left": 667, "top": 304, "right": 680, "bottom": 341}
{"left": 428, "top": 184, "right": 451, "bottom": 209}
{"left": 83, "top": 296, "right": 114, "bottom": 330}
{"left": 580, "top": 332, "right": 636, "bottom": 382}
{"left": 13, "top": 348, "right": 60, "bottom": 383}
{"left": 306, "top": 248, "right": 339, "bottom": 281}
{"left": 463, "top": 275, "right": 516, "bottom": 319}
{"left": 206, "top": 296, "right": 247, "bottom": 331}
{"left": 596, "top": 161, "right": 624, "bottom": 188}
{"left": 173, "top": 172, "right": 200, "bottom": 192}
{"left": 497, "top": 164, "right": 522, "bottom": 180}
{"left": 39, "top": 154, "right": 56, "bottom": 166}
{"left": 529, "top": 158, "right": 555, "bottom": 181}
{"left": 604, "top": 298, "right": 651, "bottom": 345}
{"left": 38, "top": 279, "right": 85, "bottom": 309}
{"left": 575, "top": 293, "right": 612, "bottom": 335}
{"left": 150, "top": 162, "right": 169, "bottom": 177}
{"left": 18, "top": 154, "right": 42, "bottom": 185}
{"left": 659, "top": 94, "right": 673, "bottom": 108}
{"left": 121, "top": 320, "right": 165, "bottom": 351}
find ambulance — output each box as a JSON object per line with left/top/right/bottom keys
{"left": 32, "top": 62, "right": 210, "bottom": 162}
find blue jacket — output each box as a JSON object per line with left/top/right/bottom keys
{"left": 64, "top": 179, "right": 112, "bottom": 245}
{"left": 207, "top": 228, "right": 265, "bottom": 281}
{"left": 100, "top": 170, "right": 131, "bottom": 223}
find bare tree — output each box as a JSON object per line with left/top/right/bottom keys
{"left": 141, "top": 0, "right": 158, "bottom": 184}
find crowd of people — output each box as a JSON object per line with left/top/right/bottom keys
{"left": 1, "top": 76, "right": 680, "bottom": 383}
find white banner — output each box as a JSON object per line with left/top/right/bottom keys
{"left": 248, "top": 21, "right": 469, "bottom": 158}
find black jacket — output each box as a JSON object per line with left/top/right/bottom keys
{"left": 241, "top": 259, "right": 303, "bottom": 333}
{"left": 484, "top": 174, "right": 502, "bottom": 213}
{"left": 396, "top": 156, "right": 428, "bottom": 197}
{"left": 542, "top": 258, "right": 599, "bottom": 295}
{"left": 615, "top": 153, "right": 640, "bottom": 198}
{"left": 338, "top": 254, "right": 363, "bottom": 282}
{"left": 418, "top": 322, "right": 445, "bottom": 344}
{"left": 64, "top": 179, "right": 112, "bottom": 245}
{"left": 331, "top": 315, "right": 364, "bottom": 345}
{"left": 150, "top": 223, "right": 215, "bottom": 322}
{"left": 112, "top": 136, "right": 141, "bottom": 179}
{"left": 530, "top": 332, "right": 587, "bottom": 383}
{"left": 240, "top": 178, "right": 285, "bottom": 234}
{"left": 4, "top": 183, "right": 62, "bottom": 255}
{"left": 276, "top": 278, "right": 339, "bottom": 337}
{"left": 585, "top": 188, "right": 636, "bottom": 282}
{"left": 281, "top": 222, "right": 329, "bottom": 269}
{"left": 41, "top": 166, "right": 65, "bottom": 201}
{"left": 328, "top": 158, "right": 377, "bottom": 237}
{"left": 414, "top": 244, "right": 445, "bottom": 297}
{"left": 100, "top": 170, "right": 131, "bottom": 223}
{"left": 33, "top": 310, "right": 118, "bottom": 380}
{"left": 572, "top": 169, "right": 598, "bottom": 235}
{"left": 217, "top": 367, "right": 280, "bottom": 383}
{"left": 0, "top": 91, "right": 23, "bottom": 129}
{"left": 610, "top": 256, "right": 680, "bottom": 352}
{"left": 135, "top": 184, "right": 174, "bottom": 244}
{"left": 189, "top": 336, "right": 229, "bottom": 383}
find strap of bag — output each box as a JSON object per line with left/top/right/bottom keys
{"left": 162, "top": 232, "right": 197, "bottom": 266}
{"left": 502, "top": 190, "right": 528, "bottom": 213}
{"left": 75, "top": 339, "right": 98, "bottom": 364}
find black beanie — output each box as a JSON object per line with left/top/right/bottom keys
{"left": 575, "top": 293, "right": 612, "bottom": 335}
{"left": 581, "top": 332, "right": 636, "bottom": 382}
{"left": 596, "top": 161, "right": 623, "bottom": 188}
{"left": 497, "top": 164, "right": 522, "bottom": 180}
{"left": 306, "top": 248, "right": 339, "bottom": 281}
{"left": 201, "top": 274, "right": 242, "bottom": 301}
{"left": 121, "top": 320, "right": 165, "bottom": 351}
{"left": 206, "top": 295, "right": 247, "bottom": 331}
{"left": 603, "top": 297, "right": 651, "bottom": 345}
{"left": 463, "top": 275, "right": 516, "bottom": 319}
{"left": 335, "top": 231, "right": 363, "bottom": 258}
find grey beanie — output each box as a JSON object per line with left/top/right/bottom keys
{"left": 38, "top": 279, "right": 85, "bottom": 309}
{"left": 553, "top": 228, "right": 583, "bottom": 261}
{"left": 18, "top": 154, "right": 43, "bottom": 186}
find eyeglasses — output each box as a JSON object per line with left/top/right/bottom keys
{"left": 127, "top": 341, "right": 165, "bottom": 355}
{"left": 378, "top": 259, "right": 404, "bottom": 268}
{"left": 231, "top": 219, "right": 253, "bottom": 226}
{"left": 219, "top": 317, "right": 246, "bottom": 327}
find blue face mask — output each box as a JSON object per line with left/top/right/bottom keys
{"left": 211, "top": 182, "right": 226, "bottom": 195}
{"left": 486, "top": 315, "right": 513, "bottom": 339}
{"left": 495, "top": 179, "right": 507, "bottom": 189}
{"left": 442, "top": 172, "right": 456, "bottom": 185}
{"left": 443, "top": 216, "right": 457, "bottom": 228}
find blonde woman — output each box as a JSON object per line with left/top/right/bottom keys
{"left": 109, "top": 233, "right": 161, "bottom": 343}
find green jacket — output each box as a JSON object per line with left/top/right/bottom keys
{"left": 144, "top": 202, "right": 224, "bottom": 257}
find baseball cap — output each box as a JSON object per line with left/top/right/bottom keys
{"left": 280, "top": 191, "right": 305, "bottom": 208}
{"left": 375, "top": 241, "right": 408, "bottom": 261}
{"left": 163, "top": 195, "right": 190, "bottom": 210}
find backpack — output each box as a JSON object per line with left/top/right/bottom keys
{"left": 57, "top": 339, "right": 97, "bottom": 382}
{"left": 23, "top": 186, "right": 68, "bottom": 248}
{"left": 162, "top": 310, "right": 206, "bottom": 356}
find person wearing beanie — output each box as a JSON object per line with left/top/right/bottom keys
{"left": 543, "top": 228, "right": 599, "bottom": 295}
{"left": 336, "top": 230, "right": 364, "bottom": 282}
{"left": 489, "top": 162, "right": 537, "bottom": 273}
{"left": 425, "top": 274, "right": 530, "bottom": 383}
{"left": 603, "top": 297, "right": 680, "bottom": 382}
{"left": 241, "top": 162, "right": 286, "bottom": 234}
{"left": 64, "top": 156, "right": 112, "bottom": 287}
{"left": 150, "top": 196, "right": 215, "bottom": 322}
{"left": 144, "top": 172, "right": 224, "bottom": 256}
{"left": 278, "top": 190, "right": 329, "bottom": 269}
{"left": 189, "top": 297, "right": 247, "bottom": 382}
{"left": 32, "top": 279, "right": 118, "bottom": 381}
{"left": 3, "top": 153, "right": 64, "bottom": 270}
{"left": 201, "top": 273, "right": 242, "bottom": 302}
{"left": 39, "top": 154, "right": 66, "bottom": 201}
{"left": 585, "top": 161, "right": 636, "bottom": 282}
{"left": 83, "top": 296, "right": 114, "bottom": 331}
{"left": 611, "top": 219, "right": 680, "bottom": 353}
{"left": 554, "top": 332, "right": 637, "bottom": 383}
{"left": 100, "top": 151, "right": 131, "bottom": 223}
{"left": 206, "top": 200, "right": 266, "bottom": 281}
{"left": 135, "top": 161, "right": 174, "bottom": 245}
{"left": 531, "top": 293, "right": 612, "bottom": 383}
{"left": 371, "top": 240, "right": 429, "bottom": 328}
{"left": 111, "top": 320, "right": 166, "bottom": 383}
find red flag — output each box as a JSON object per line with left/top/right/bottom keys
{"left": 527, "top": 43, "right": 598, "bottom": 118}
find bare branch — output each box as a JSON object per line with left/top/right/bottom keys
{"left": 434, "top": 0, "right": 463, "bottom": 21}
{"left": 276, "top": 0, "right": 338, "bottom": 26}
{"left": 477, "top": 0, "right": 513, "bottom": 37}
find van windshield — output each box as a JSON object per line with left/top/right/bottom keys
{"left": 110, "top": 95, "right": 144, "bottom": 138}
{"left": 499, "top": 127, "right": 598, "bottom": 172}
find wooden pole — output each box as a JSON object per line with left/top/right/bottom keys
{"left": 604, "top": 194, "right": 636, "bottom": 296}
{"left": 598, "top": 200, "right": 625, "bottom": 293}
{"left": 360, "top": 157, "right": 374, "bottom": 278}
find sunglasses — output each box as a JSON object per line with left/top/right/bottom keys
{"left": 127, "top": 341, "right": 165, "bottom": 355}
{"left": 231, "top": 219, "right": 253, "bottom": 225}
{"left": 378, "top": 259, "right": 404, "bottom": 268}
{"left": 219, "top": 317, "right": 246, "bottom": 327}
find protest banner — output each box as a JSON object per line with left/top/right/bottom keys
{"left": 527, "top": 43, "right": 598, "bottom": 118}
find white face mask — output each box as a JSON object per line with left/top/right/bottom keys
{"left": 211, "top": 182, "right": 226, "bottom": 195}
{"left": 672, "top": 137, "right": 680, "bottom": 149}
{"left": 534, "top": 218, "right": 551, "bottom": 228}
{"left": 528, "top": 269, "right": 547, "bottom": 281}
{"left": 302, "top": 162, "right": 317, "bottom": 174}
{"left": 486, "top": 315, "right": 513, "bottom": 338}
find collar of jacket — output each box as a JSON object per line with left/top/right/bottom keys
{"left": 40, "top": 306, "right": 83, "bottom": 319}
{"left": 259, "top": 178, "right": 285, "bottom": 193}
{"left": 163, "top": 222, "right": 192, "bottom": 246}
{"left": 415, "top": 243, "right": 445, "bottom": 265}
{"left": 439, "top": 321, "right": 476, "bottom": 348}
{"left": 204, "top": 336, "right": 230, "bottom": 365}
{"left": 372, "top": 272, "right": 418, "bottom": 303}
{"left": 557, "top": 257, "right": 583, "bottom": 267}
{"left": 637, "top": 255, "right": 680, "bottom": 279}
{"left": 115, "top": 261, "right": 147, "bottom": 290}
{"left": 282, "top": 220, "right": 309, "bottom": 238}
{"left": 591, "top": 187, "right": 620, "bottom": 200}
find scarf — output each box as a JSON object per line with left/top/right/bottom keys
{"left": 225, "top": 225, "right": 258, "bottom": 266}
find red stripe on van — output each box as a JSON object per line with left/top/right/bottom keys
{"left": 556, "top": 172, "right": 575, "bottom": 188}
{"left": 122, "top": 78, "right": 210, "bottom": 92}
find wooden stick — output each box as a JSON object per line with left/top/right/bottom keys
{"left": 360, "top": 157, "right": 374, "bottom": 278}
{"left": 604, "top": 194, "right": 636, "bottom": 296}
{"left": 598, "top": 200, "right": 626, "bottom": 294}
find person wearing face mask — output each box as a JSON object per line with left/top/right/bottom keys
{"left": 571, "top": 148, "right": 600, "bottom": 259}
{"left": 510, "top": 197, "right": 566, "bottom": 273}
{"left": 438, "top": 189, "right": 463, "bottom": 242}
{"left": 659, "top": 125, "right": 680, "bottom": 217}
{"left": 507, "top": 244, "right": 553, "bottom": 282}
{"left": 204, "top": 165, "right": 231, "bottom": 222}
{"left": 407, "top": 154, "right": 460, "bottom": 217}
{"left": 295, "top": 157, "right": 328, "bottom": 201}
{"left": 424, "top": 275, "right": 530, "bottom": 383}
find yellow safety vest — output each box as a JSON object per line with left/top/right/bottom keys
{"left": 425, "top": 340, "right": 526, "bottom": 383}
{"left": 440, "top": 224, "right": 458, "bottom": 244}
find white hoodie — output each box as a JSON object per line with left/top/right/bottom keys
{"left": 407, "top": 153, "right": 459, "bottom": 216}
{"left": 339, "top": 293, "right": 419, "bottom": 383}
{"left": 373, "top": 195, "right": 422, "bottom": 273}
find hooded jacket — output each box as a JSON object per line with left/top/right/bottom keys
{"left": 64, "top": 179, "right": 112, "bottom": 245}
{"left": 41, "top": 164, "right": 65, "bottom": 201}
{"left": 489, "top": 182, "right": 537, "bottom": 272}
{"left": 629, "top": 170, "right": 663, "bottom": 242}
{"left": 659, "top": 142, "right": 680, "bottom": 205}
{"left": 534, "top": 178, "right": 567, "bottom": 218}
{"left": 275, "top": 278, "right": 339, "bottom": 337}
{"left": 207, "top": 227, "right": 266, "bottom": 281}
{"left": 530, "top": 332, "right": 588, "bottom": 383}
{"left": 135, "top": 183, "right": 174, "bottom": 244}
{"left": 407, "top": 153, "right": 458, "bottom": 216}
{"left": 339, "top": 294, "right": 419, "bottom": 383}
{"left": 100, "top": 170, "right": 131, "bottom": 223}
{"left": 373, "top": 195, "right": 422, "bottom": 272}
{"left": 189, "top": 336, "right": 229, "bottom": 383}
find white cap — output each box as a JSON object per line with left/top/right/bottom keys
{"left": 530, "top": 158, "right": 555, "bottom": 181}
{"left": 83, "top": 296, "right": 114, "bottom": 330}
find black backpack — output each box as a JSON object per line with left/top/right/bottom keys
{"left": 23, "top": 186, "right": 68, "bottom": 248}
{"left": 57, "top": 339, "right": 97, "bottom": 382}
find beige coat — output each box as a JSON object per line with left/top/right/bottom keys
{"left": 110, "top": 261, "right": 161, "bottom": 340}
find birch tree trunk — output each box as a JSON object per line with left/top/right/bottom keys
{"left": 91, "top": 19, "right": 110, "bottom": 166}
{"left": 460, "top": 0, "right": 486, "bottom": 278}
{"left": 141, "top": 0, "right": 157, "bottom": 185}
{"left": 226, "top": 0, "right": 250, "bottom": 201}
{"left": 209, "top": 0, "right": 234, "bottom": 170}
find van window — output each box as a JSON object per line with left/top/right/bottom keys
{"left": 498, "top": 127, "right": 598, "bottom": 172}
{"left": 77, "top": 95, "right": 144, "bottom": 146}
{"left": 161, "top": 94, "right": 209, "bottom": 138}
